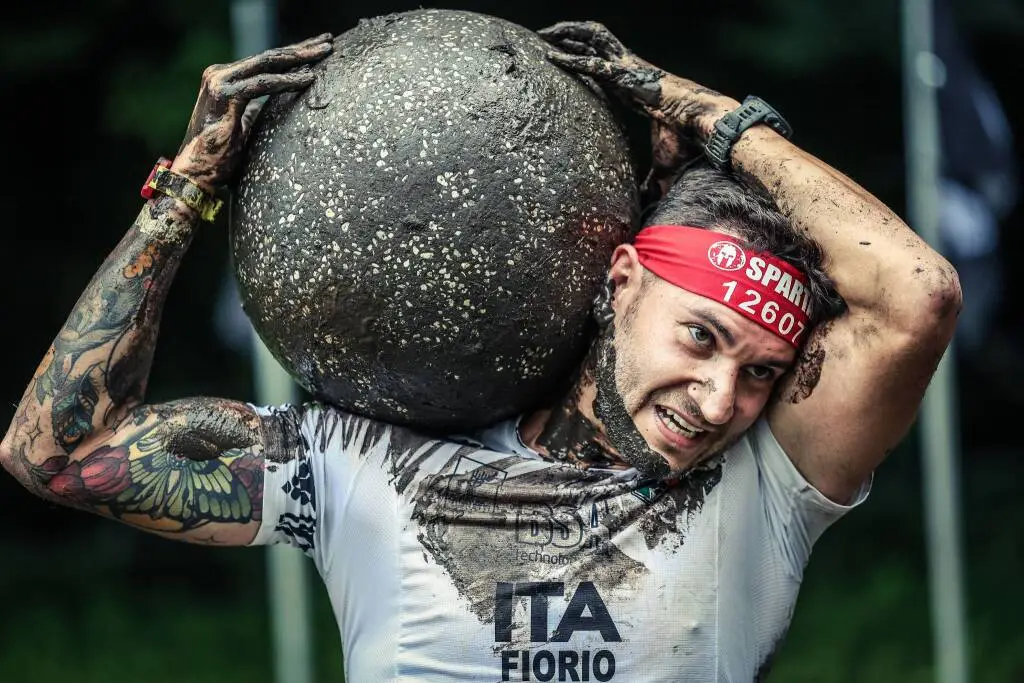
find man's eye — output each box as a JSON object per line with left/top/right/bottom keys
{"left": 746, "top": 365, "right": 775, "bottom": 381}
{"left": 688, "top": 325, "right": 713, "bottom": 346}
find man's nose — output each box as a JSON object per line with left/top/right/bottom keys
{"left": 692, "top": 371, "right": 737, "bottom": 426}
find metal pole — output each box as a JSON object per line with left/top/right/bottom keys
{"left": 252, "top": 333, "right": 315, "bottom": 683}
{"left": 229, "top": 3, "right": 315, "bottom": 683}
{"left": 900, "top": 1, "right": 969, "bottom": 682}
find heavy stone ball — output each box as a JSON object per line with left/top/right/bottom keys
{"left": 231, "top": 9, "right": 639, "bottom": 430}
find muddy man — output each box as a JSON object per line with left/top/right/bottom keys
{"left": 1, "top": 19, "right": 959, "bottom": 682}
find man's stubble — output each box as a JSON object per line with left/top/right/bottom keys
{"left": 592, "top": 295, "right": 674, "bottom": 480}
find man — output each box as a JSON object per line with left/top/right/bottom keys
{"left": 0, "top": 20, "right": 959, "bottom": 682}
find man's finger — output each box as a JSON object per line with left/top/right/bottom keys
{"left": 548, "top": 51, "right": 664, "bottom": 111}
{"left": 537, "top": 21, "right": 624, "bottom": 58}
{"left": 234, "top": 71, "right": 318, "bottom": 100}
{"left": 240, "top": 99, "right": 266, "bottom": 142}
{"left": 224, "top": 40, "right": 333, "bottom": 82}
{"left": 547, "top": 39, "right": 599, "bottom": 57}
{"left": 547, "top": 51, "right": 628, "bottom": 82}
{"left": 537, "top": 21, "right": 600, "bottom": 39}
{"left": 294, "top": 32, "right": 334, "bottom": 48}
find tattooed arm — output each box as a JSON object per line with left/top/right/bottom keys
{"left": 0, "top": 34, "right": 333, "bottom": 545}
{"left": 540, "top": 22, "right": 962, "bottom": 503}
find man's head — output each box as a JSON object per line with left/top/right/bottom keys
{"left": 591, "top": 162, "right": 843, "bottom": 477}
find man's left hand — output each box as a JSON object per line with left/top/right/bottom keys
{"left": 538, "top": 21, "right": 736, "bottom": 137}
{"left": 538, "top": 21, "right": 740, "bottom": 202}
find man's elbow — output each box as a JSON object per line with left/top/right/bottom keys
{"left": 0, "top": 435, "right": 65, "bottom": 505}
{"left": 901, "top": 258, "right": 963, "bottom": 342}
{"left": 0, "top": 431, "right": 44, "bottom": 493}
{"left": 0, "top": 433, "right": 23, "bottom": 483}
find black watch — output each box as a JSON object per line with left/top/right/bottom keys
{"left": 703, "top": 95, "right": 793, "bottom": 171}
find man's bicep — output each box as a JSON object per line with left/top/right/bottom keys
{"left": 767, "top": 311, "right": 938, "bottom": 503}
{"left": 48, "top": 397, "right": 302, "bottom": 546}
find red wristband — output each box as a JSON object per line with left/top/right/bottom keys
{"left": 140, "top": 157, "right": 173, "bottom": 199}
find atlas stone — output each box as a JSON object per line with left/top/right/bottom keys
{"left": 231, "top": 9, "right": 639, "bottom": 429}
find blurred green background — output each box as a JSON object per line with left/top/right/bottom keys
{"left": 2, "top": 0, "right": 1023, "bottom": 681}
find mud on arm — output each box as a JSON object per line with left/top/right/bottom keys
{"left": 539, "top": 21, "right": 962, "bottom": 501}
{"left": 0, "top": 34, "right": 333, "bottom": 543}
{"left": 0, "top": 199, "right": 282, "bottom": 544}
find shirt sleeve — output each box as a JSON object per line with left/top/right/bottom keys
{"left": 751, "top": 417, "right": 872, "bottom": 577}
{"left": 247, "top": 403, "right": 323, "bottom": 558}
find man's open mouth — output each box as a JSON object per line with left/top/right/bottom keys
{"left": 655, "top": 404, "right": 705, "bottom": 440}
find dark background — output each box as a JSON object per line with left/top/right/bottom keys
{"left": 2, "top": 1, "right": 1023, "bottom": 681}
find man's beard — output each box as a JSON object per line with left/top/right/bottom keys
{"left": 592, "top": 310, "right": 739, "bottom": 480}
{"left": 591, "top": 324, "right": 674, "bottom": 480}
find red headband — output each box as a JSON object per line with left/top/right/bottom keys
{"left": 633, "top": 225, "right": 813, "bottom": 347}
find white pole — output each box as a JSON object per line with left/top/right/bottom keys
{"left": 900, "top": 1, "right": 969, "bottom": 682}
{"left": 252, "top": 333, "right": 315, "bottom": 683}
{"left": 229, "top": 3, "right": 315, "bottom": 683}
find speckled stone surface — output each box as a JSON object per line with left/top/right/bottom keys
{"left": 231, "top": 9, "right": 638, "bottom": 429}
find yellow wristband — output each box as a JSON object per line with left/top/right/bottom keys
{"left": 143, "top": 162, "right": 224, "bottom": 222}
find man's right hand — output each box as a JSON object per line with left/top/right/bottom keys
{"left": 171, "top": 33, "right": 334, "bottom": 194}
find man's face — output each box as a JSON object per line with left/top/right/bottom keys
{"left": 601, "top": 250, "right": 797, "bottom": 474}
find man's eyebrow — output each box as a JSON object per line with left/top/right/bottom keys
{"left": 690, "top": 308, "right": 736, "bottom": 346}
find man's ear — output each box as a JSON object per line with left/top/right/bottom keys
{"left": 607, "top": 243, "right": 643, "bottom": 314}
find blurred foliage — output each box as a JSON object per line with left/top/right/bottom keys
{"left": 1, "top": 0, "right": 1023, "bottom": 682}
{"left": 104, "top": 26, "right": 229, "bottom": 154}
{"left": 710, "top": 0, "right": 903, "bottom": 73}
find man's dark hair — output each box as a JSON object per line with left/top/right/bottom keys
{"left": 642, "top": 162, "right": 845, "bottom": 324}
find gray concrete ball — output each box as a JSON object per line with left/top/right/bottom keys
{"left": 231, "top": 8, "right": 639, "bottom": 430}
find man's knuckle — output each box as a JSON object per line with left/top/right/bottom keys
{"left": 217, "top": 80, "right": 242, "bottom": 98}
{"left": 202, "top": 64, "right": 225, "bottom": 82}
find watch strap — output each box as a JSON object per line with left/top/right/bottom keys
{"left": 140, "top": 158, "right": 224, "bottom": 222}
{"left": 704, "top": 96, "right": 793, "bottom": 170}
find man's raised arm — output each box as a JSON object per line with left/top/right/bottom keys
{"left": 540, "top": 22, "right": 962, "bottom": 503}
{"left": 0, "top": 35, "right": 333, "bottom": 544}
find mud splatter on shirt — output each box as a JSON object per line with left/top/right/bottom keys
{"left": 253, "top": 402, "right": 867, "bottom": 682}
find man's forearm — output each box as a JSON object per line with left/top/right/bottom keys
{"left": 1, "top": 196, "right": 200, "bottom": 490}
{"left": 691, "top": 94, "right": 959, "bottom": 323}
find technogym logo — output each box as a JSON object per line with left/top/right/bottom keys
{"left": 514, "top": 503, "right": 614, "bottom": 565}
{"left": 496, "top": 581, "right": 620, "bottom": 682}
{"left": 517, "top": 548, "right": 572, "bottom": 566}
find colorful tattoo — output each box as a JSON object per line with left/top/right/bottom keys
{"left": 25, "top": 398, "right": 285, "bottom": 537}
{"left": 0, "top": 198, "right": 281, "bottom": 539}
{"left": 27, "top": 200, "right": 195, "bottom": 461}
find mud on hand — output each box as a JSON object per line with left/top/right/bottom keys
{"left": 172, "top": 33, "right": 335, "bottom": 195}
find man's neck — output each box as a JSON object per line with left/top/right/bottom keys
{"left": 519, "top": 331, "right": 676, "bottom": 481}
{"left": 519, "top": 340, "right": 629, "bottom": 470}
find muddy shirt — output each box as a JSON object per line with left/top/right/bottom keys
{"left": 251, "top": 403, "right": 867, "bottom": 682}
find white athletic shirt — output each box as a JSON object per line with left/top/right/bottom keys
{"left": 250, "top": 403, "right": 868, "bottom": 682}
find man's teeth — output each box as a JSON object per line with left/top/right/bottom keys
{"left": 657, "top": 406, "right": 702, "bottom": 438}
